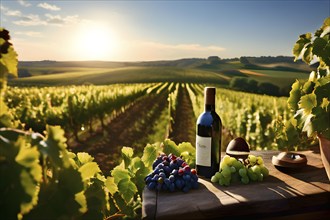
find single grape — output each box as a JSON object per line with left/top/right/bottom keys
{"left": 156, "top": 183, "right": 162, "bottom": 191}
{"left": 169, "top": 183, "right": 175, "bottom": 192}
{"left": 229, "top": 157, "right": 236, "bottom": 166}
{"left": 159, "top": 172, "right": 166, "bottom": 179}
{"left": 171, "top": 169, "right": 178, "bottom": 176}
{"left": 164, "top": 178, "right": 170, "bottom": 186}
{"left": 157, "top": 163, "right": 164, "bottom": 169}
{"left": 248, "top": 155, "right": 257, "bottom": 165}
{"left": 151, "top": 174, "right": 159, "bottom": 182}
{"left": 183, "top": 165, "right": 191, "bottom": 173}
{"left": 192, "top": 181, "right": 199, "bottom": 189}
{"left": 230, "top": 166, "right": 236, "bottom": 173}
{"left": 158, "top": 177, "right": 164, "bottom": 184}
{"left": 169, "top": 175, "right": 175, "bottom": 183}
{"left": 241, "top": 176, "right": 249, "bottom": 184}
{"left": 191, "top": 173, "right": 198, "bottom": 182}
{"left": 214, "top": 172, "right": 221, "bottom": 179}
{"left": 175, "top": 179, "right": 183, "bottom": 189}
{"left": 183, "top": 174, "right": 191, "bottom": 181}
{"left": 147, "top": 181, "right": 157, "bottom": 190}
{"left": 176, "top": 158, "right": 183, "bottom": 167}
{"left": 170, "top": 161, "right": 178, "bottom": 170}
{"left": 163, "top": 166, "right": 171, "bottom": 174}
{"left": 218, "top": 174, "right": 228, "bottom": 186}
{"left": 182, "top": 186, "right": 190, "bottom": 193}
{"left": 221, "top": 166, "right": 231, "bottom": 178}
{"left": 256, "top": 156, "right": 264, "bottom": 165}
{"left": 211, "top": 175, "right": 219, "bottom": 183}
{"left": 222, "top": 155, "right": 231, "bottom": 165}
{"left": 238, "top": 168, "right": 247, "bottom": 177}
{"left": 251, "top": 165, "right": 261, "bottom": 175}
{"left": 233, "top": 160, "right": 244, "bottom": 170}
{"left": 145, "top": 176, "right": 152, "bottom": 184}
{"left": 247, "top": 167, "right": 258, "bottom": 181}
{"left": 260, "top": 165, "right": 269, "bottom": 177}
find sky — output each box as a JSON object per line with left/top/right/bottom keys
{"left": 0, "top": 0, "right": 329, "bottom": 61}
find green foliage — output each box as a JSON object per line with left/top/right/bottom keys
{"left": 229, "top": 77, "right": 281, "bottom": 96}
{"left": 0, "top": 129, "right": 42, "bottom": 219}
{"left": 1, "top": 125, "right": 186, "bottom": 220}
{"left": 162, "top": 138, "right": 196, "bottom": 167}
{"left": 280, "top": 17, "right": 330, "bottom": 149}
{"left": 0, "top": 28, "right": 18, "bottom": 92}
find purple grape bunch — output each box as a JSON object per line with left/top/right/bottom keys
{"left": 145, "top": 153, "right": 199, "bottom": 193}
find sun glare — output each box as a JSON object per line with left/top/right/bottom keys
{"left": 72, "top": 23, "right": 117, "bottom": 60}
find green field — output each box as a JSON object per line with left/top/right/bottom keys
{"left": 10, "top": 57, "right": 310, "bottom": 96}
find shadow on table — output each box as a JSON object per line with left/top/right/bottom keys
{"left": 201, "top": 166, "right": 330, "bottom": 220}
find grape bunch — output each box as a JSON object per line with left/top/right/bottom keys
{"left": 145, "top": 153, "right": 199, "bottom": 193}
{"left": 211, "top": 154, "right": 269, "bottom": 186}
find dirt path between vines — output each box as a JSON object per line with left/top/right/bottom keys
{"left": 68, "top": 91, "right": 168, "bottom": 174}
{"left": 169, "top": 85, "right": 196, "bottom": 145}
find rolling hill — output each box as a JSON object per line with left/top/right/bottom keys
{"left": 10, "top": 56, "right": 311, "bottom": 96}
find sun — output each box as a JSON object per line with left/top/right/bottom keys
{"left": 72, "top": 23, "right": 117, "bottom": 60}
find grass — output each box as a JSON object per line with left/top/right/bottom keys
{"left": 247, "top": 69, "right": 309, "bottom": 79}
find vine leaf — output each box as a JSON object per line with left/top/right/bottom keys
{"left": 298, "top": 93, "right": 317, "bottom": 115}
{"left": 117, "top": 178, "right": 137, "bottom": 203}
{"left": 77, "top": 152, "right": 94, "bottom": 165}
{"left": 121, "top": 147, "right": 134, "bottom": 168}
{"left": 79, "top": 162, "right": 101, "bottom": 181}
{"left": 111, "top": 166, "right": 130, "bottom": 185}
{"left": 105, "top": 177, "right": 118, "bottom": 196}
{"left": 162, "top": 139, "right": 181, "bottom": 156}
{"left": 287, "top": 80, "right": 301, "bottom": 111}
{"left": 141, "top": 143, "right": 159, "bottom": 168}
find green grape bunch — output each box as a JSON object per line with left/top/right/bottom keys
{"left": 211, "top": 155, "right": 269, "bottom": 186}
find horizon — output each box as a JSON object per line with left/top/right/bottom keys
{"left": 1, "top": 0, "right": 329, "bottom": 62}
{"left": 17, "top": 55, "right": 297, "bottom": 63}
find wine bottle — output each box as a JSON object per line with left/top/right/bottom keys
{"left": 196, "top": 87, "right": 222, "bottom": 178}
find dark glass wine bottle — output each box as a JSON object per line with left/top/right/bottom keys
{"left": 196, "top": 87, "right": 222, "bottom": 178}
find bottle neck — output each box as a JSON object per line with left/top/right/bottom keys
{"left": 205, "top": 104, "right": 215, "bottom": 112}
{"left": 204, "top": 87, "right": 216, "bottom": 112}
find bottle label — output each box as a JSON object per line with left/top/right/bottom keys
{"left": 196, "top": 135, "right": 211, "bottom": 167}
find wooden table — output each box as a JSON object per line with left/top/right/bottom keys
{"left": 142, "top": 150, "right": 330, "bottom": 219}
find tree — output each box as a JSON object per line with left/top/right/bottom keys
{"left": 207, "top": 56, "right": 222, "bottom": 65}
{"left": 258, "top": 82, "right": 280, "bottom": 96}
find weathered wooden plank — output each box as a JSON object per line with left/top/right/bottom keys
{"left": 142, "top": 150, "right": 330, "bottom": 219}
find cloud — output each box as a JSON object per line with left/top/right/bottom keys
{"left": 15, "top": 31, "right": 43, "bottom": 37}
{"left": 38, "top": 2, "right": 61, "bottom": 11}
{"left": 12, "top": 13, "right": 81, "bottom": 26}
{"left": 6, "top": 10, "right": 22, "bottom": 17}
{"left": 1, "top": 5, "right": 22, "bottom": 17}
{"left": 13, "top": 14, "right": 46, "bottom": 26}
{"left": 45, "top": 14, "right": 80, "bottom": 26}
{"left": 143, "top": 41, "right": 225, "bottom": 52}
{"left": 18, "top": 0, "right": 31, "bottom": 7}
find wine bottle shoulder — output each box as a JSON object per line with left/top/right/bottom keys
{"left": 197, "top": 111, "right": 215, "bottom": 126}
